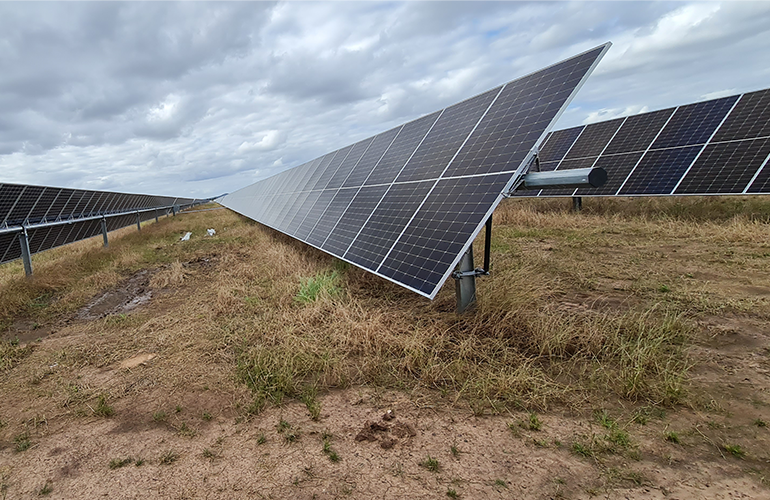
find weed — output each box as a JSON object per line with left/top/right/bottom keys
{"left": 175, "top": 405, "right": 182, "bottom": 413}
{"left": 724, "top": 444, "right": 746, "bottom": 458}
{"left": 257, "top": 433, "right": 267, "bottom": 445}
{"left": 446, "top": 488, "right": 459, "bottom": 499}
{"left": 659, "top": 284, "right": 671, "bottom": 293}
{"left": 527, "top": 413, "right": 542, "bottom": 431}
{"left": 494, "top": 479, "right": 508, "bottom": 489}
{"left": 754, "top": 419, "right": 767, "bottom": 428}
{"left": 109, "top": 458, "right": 134, "bottom": 470}
{"left": 159, "top": 450, "right": 179, "bottom": 464}
{"left": 152, "top": 410, "right": 168, "bottom": 422}
{"left": 202, "top": 448, "right": 217, "bottom": 460}
{"left": 178, "top": 422, "right": 197, "bottom": 438}
{"left": 322, "top": 434, "right": 340, "bottom": 462}
{"left": 295, "top": 271, "right": 341, "bottom": 303}
{"left": 572, "top": 441, "right": 593, "bottom": 457}
{"left": 450, "top": 445, "right": 460, "bottom": 457}
{"left": 202, "top": 412, "right": 212, "bottom": 421}
{"left": 38, "top": 481, "right": 52, "bottom": 496}
{"left": 14, "top": 433, "right": 31, "bottom": 452}
{"left": 301, "top": 389, "right": 321, "bottom": 421}
{"left": 420, "top": 456, "right": 440, "bottom": 472}
{"left": 707, "top": 420, "right": 724, "bottom": 429}
{"left": 134, "top": 458, "right": 145, "bottom": 466}
{"left": 665, "top": 432, "right": 680, "bottom": 444}
{"left": 93, "top": 395, "right": 114, "bottom": 417}
{"left": 596, "top": 409, "right": 616, "bottom": 430}
{"left": 277, "top": 420, "right": 299, "bottom": 443}
{"left": 606, "top": 428, "right": 630, "bottom": 449}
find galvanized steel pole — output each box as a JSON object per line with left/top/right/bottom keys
{"left": 20, "top": 226, "right": 33, "bottom": 277}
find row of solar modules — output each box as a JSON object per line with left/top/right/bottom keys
{"left": 514, "top": 87, "right": 770, "bottom": 197}
{"left": 0, "top": 182, "right": 202, "bottom": 265}
{"left": 222, "top": 44, "right": 610, "bottom": 298}
{"left": 0, "top": 182, "right": 195, "bottom": 227}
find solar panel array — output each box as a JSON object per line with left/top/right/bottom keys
{"left": 516, "top": 87, "right": 770, "bottom": 197}
{"left": 222, "top": 43, "right": 610, "bottom": 298}
{"left": 0, "top": 183, "right": 201, "bottom": 265}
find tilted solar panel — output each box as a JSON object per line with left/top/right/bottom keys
{"left": 222, "top": 43, "right": 611, "bottom": 298}
{"left": 0, "top": 182, "right": 203, "bottom": 265}
{"left": 516, "top": 87, "right": 770, "bottom": 198}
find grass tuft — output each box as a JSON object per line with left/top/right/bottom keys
{"left": 420, "top": 455, "right": 440, "bottom": 472}
{"left": 295, "top": 271, "right": 341, "bottom": 303}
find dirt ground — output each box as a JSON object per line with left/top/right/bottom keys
{"left": 1, "top": 201, "right": 770, "bottom": 499}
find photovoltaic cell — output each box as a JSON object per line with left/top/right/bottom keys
{"left": 651, "top": 96, "right": 738, "bottom": 149}
{"left": 538, "top": 127, "right": 583, "bottom": 163}
{"left": 746, "top": 156, "right": 770, "bottom": 194}
{"left": 343, "top": 128, "right": 402, "bottom": 188}
{"left": 322, "top": 185, "right": 390, "bottom": 256}
{"left": 619, "top": 146, "right": 702, "bottom": 195}
{"left": 563, "top": 118, "right": 624, "bottom": 159}
{"left": 222, "top": 44, "right": 610, "bottom": 298}
{"left": 711, "top": 89, "right": 770, "bottom": 142}
{"left": 445, "top": 45, "right": 606, "bottom": 179}
{"left": 306, "top": 188, "right": 358, "bottom": 247}
{"left": 326, "top": 138, "right": 374, "bottom": 190}
{"left": 345, "top": 181, "right": 435, "bottom": 270}
{"left": 674, "top": 138, "right": 770, "bottom": 194}
{"left": 603, "top": 108, "right": 675, "bottom": 155}
{"left": 394, "top": 87, "right": 500, "bottom": 183}
{"left": 364, "top": 112, "right": 441, "bottom": 186}
{"left": 379, "top": 173, "right": 510, "bottom": 294}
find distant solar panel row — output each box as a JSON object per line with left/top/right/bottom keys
{"left": 517, "top": 87, "right": 770, "bottom": 197}
{"left": 222, "top": 44, "right": 610, "bottom": 298}
{"left": 0, "top": 182, "right": 201, "bottom": 265}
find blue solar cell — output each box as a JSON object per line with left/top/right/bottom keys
{"left": 537, "top": 127, "right": 583, "bottom": 163}
{"left": 651, "top": 96, "right": 738, "bottom": 149}
{"left": 619, "top": 146, "right": 702, "bottom": 195}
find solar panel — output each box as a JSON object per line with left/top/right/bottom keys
{"left": 517, "top": 86, "right": 770, "bottom": 198}
{"left": 222, "top": 43, "right": 610, "bottom": 298}
{"left": 0, "top": 182, "right": 202, "bottom": 265}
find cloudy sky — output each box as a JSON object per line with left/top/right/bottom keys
{"left": 1, "top": 2, "right": 769, "bottom": 198}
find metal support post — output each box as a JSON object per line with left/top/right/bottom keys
{"left": 452, "top": 216, "right": 493, "bottom": 314}
{"left": 483, "top": 216, "right": 492, "bottom": 273}
{"left": 572, "top": 196, "right": 582, "bottom": 212}
{"left": 20, "top": 227, "right": 33, "bottom": 277}
{"left": 155, "top": 209, "right": 159, "bottom": 223}
{"left": 101, "top": 218, "right": 109, "bottom": 247}
{"left": 454, "top": 247, "right": 477, "bottom": 314}
{"left": 172, "top": 206, "right": 177, "bottom": 217}
{"left": 136, "top": 211, "right": 141, "bottom": 231}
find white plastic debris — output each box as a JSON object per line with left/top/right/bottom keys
{"left": 180, "top": 232, "right": 192, "bottom": 241}
{"left": 206, "top": 228, "right": 216, "bottom": 236}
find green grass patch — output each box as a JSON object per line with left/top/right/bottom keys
{"left": 295, "top": 270, "right": 341, "bottom": 303}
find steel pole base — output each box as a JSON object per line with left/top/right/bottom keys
{"left": 455, "top": 247, "right": 477, "bottom": 314}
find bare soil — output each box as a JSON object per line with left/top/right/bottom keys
{"left": 1, "top": 200, "right": 770, "bottom": 499}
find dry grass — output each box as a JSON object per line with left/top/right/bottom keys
{"left": 2, "top": 197, "right": 769, "bottom": 419}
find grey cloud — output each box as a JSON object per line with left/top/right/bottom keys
{"left": 0, "top": 2, "right": 769, "bottom": 198}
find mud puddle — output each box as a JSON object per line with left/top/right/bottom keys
{"left": 76, "top": 269, "right": 156, "bottom": 320}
